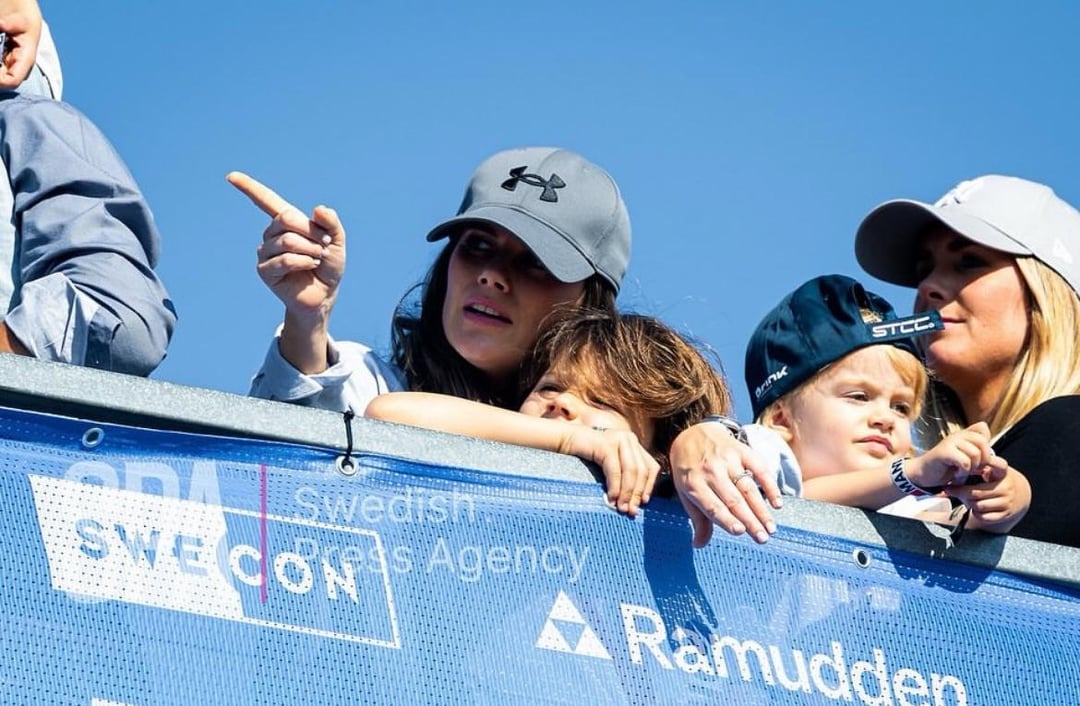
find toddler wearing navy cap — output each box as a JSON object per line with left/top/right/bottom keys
{"left": 742, "top": 275, "right": 1029, "bottom": 531}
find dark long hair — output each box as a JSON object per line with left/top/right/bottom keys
{"left": 391, "top": 238, "right": 617, "bottom": 408}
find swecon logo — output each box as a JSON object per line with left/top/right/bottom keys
{"left": 30, "top": 475, "right": 401, "bottom": 647}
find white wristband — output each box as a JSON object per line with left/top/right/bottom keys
{"left": 889, "top": 458, "right": 933, "bottom": 497}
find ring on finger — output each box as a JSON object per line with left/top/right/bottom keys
{"left": 733, "top": 470, "right": 755, "bottom": 486}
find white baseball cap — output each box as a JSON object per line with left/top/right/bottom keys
{"left": 856, "top": 175, "right": 1080, "bottom": 297}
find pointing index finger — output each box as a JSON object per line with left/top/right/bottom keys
{"left": 226, "top": 171, "right": 297, "bottom": 219}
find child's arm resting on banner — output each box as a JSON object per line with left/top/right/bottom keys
{"left": 365, "top": 391, "right": 661, "bottom": 517}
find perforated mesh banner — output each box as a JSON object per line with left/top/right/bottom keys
{"left": 2, "top": 405, "right": 1078, "bottom": 705}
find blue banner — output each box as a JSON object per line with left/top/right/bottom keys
{"left": 1, "top": 405, "right": 1077, "bottom": 705}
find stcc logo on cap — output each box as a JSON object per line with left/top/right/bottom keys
{"left": 502, "top": 166, "right": 566, "bottom": 203}
{"left": 868, "top": 312, "right": 943, "bottom": 340}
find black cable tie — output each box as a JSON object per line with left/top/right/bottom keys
{"left": 948, "top": 498, "right": 971, "bottom": 543}
{"left": 337, "top": 408, "right": 357, "bottom": 476}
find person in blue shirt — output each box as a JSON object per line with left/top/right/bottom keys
{"left": 0, "top": 93, "right": 176, "bottom": 373}
{"left": 0, "top": 0, "right": 174, "bottom": 374}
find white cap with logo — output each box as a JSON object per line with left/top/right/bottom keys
{"left": 856, "top": 175, "right": 1080, "bottom": 297}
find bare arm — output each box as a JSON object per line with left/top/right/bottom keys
{"left": 804, "top": 422, "right": 1025, "bottom": 533}
{"left": 802, "top": 470, "right": 905, "bottom": 508}
{"left": 366, "top": 392, "right": 661, "bottom": 516}
{"left": 367, "top": 391, "right": 575, "bottom": 450}
{"left": 805, "top": 422, "right": 993, "bottom": 508}
{"left": 0, "top": 321, "right": 28, "bottom": 355}
{"left": 802, "top": 455, "right": 1012, "bottom": 511}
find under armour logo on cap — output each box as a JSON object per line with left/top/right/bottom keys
{"left": 425, "top": 147, "right": 631, "bottom": 291}
{"left": 501, "top": 166, "right": 566, "bottom": 203}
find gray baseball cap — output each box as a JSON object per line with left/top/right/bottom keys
{"left": 856, "top": 175, "right": 1080, "bottom": 297}
{"left": 426, "top": 147, "right": 631, "bottom": 292}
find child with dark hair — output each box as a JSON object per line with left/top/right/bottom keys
{"left": 743, "top": 274, "right": 1030, "bottom": 532}
{"left": 366, "top": 308, "right": 733, "bottom": 517}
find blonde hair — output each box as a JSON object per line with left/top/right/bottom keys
{"left": 918, "top": 256, "right": 1080, "bottom": 446}
{"left": 758, "top": 345, "right": 928, "bottom": 443}
{"left": 523, "top": 308, "right": 733, "bottom": 465}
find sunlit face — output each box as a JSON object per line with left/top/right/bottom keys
{"left": 442, "top": 226, "right": 585, "bottom": 379}
{"left": 777, "top": 346, "right": 917, "bottom": 480}
{"left": 519, "top": 367, "right": 655, "bottom": 451}
{"left": 912, "top": 229, "right": 1029, "bottom": 392}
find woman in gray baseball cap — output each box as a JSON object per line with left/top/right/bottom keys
{"left": 855, "top": 174, "right": 1080, "bottom": 548}
{"left": 231, "top": 147, "right": 782, "bottom": 544}
{"left": 233, "top": 147, "right": 629, "bottom": 411}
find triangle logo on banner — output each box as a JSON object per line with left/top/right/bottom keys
{"left": 535, "top": 591, "right": 611, "bottom": 660}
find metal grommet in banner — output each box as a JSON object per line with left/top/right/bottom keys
{"left": 81, "top": 427, "right": 104, "bottom": 449}
{"left": 336, "top": 455, "right": 357, "bottom": 477}
{"left": 852, "top": 548, "right": 871, "bottom": 569}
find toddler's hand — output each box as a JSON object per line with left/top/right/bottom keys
{"left": 947, "top": 464, "right": 1031, "bottom": 532}
{"left": 561, "top": 427, "right": 660, "bottom": 518}
{"left": 907, "top": 422, "right": 995, "bottom": 488}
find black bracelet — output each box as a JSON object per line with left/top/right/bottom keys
{"left": 701, "top": 414, "right": 748, "bottom": 444}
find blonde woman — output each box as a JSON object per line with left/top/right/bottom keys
{"left": 856, "top": 174, "right": 1080, "bottom": 547}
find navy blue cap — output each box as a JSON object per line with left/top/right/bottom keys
{"left": 744, "top": 274, "right": 943, "bottom": 419}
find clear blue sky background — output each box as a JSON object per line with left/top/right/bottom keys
{"left": 46, "top": 3, "right": 1080, "bottom": 419}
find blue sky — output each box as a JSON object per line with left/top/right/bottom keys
{"left": 47, "top": 2, "right": 1080, "bottom": 418}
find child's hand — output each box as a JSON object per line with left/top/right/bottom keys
{"left": 947, "top": 465, "right": 1032, "bottom": 532}
{"left": 906, "top": 422, "right": 997, "bottom": 488}
{"left": 560, "top": 427, "right": 661, "bottom": 518}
